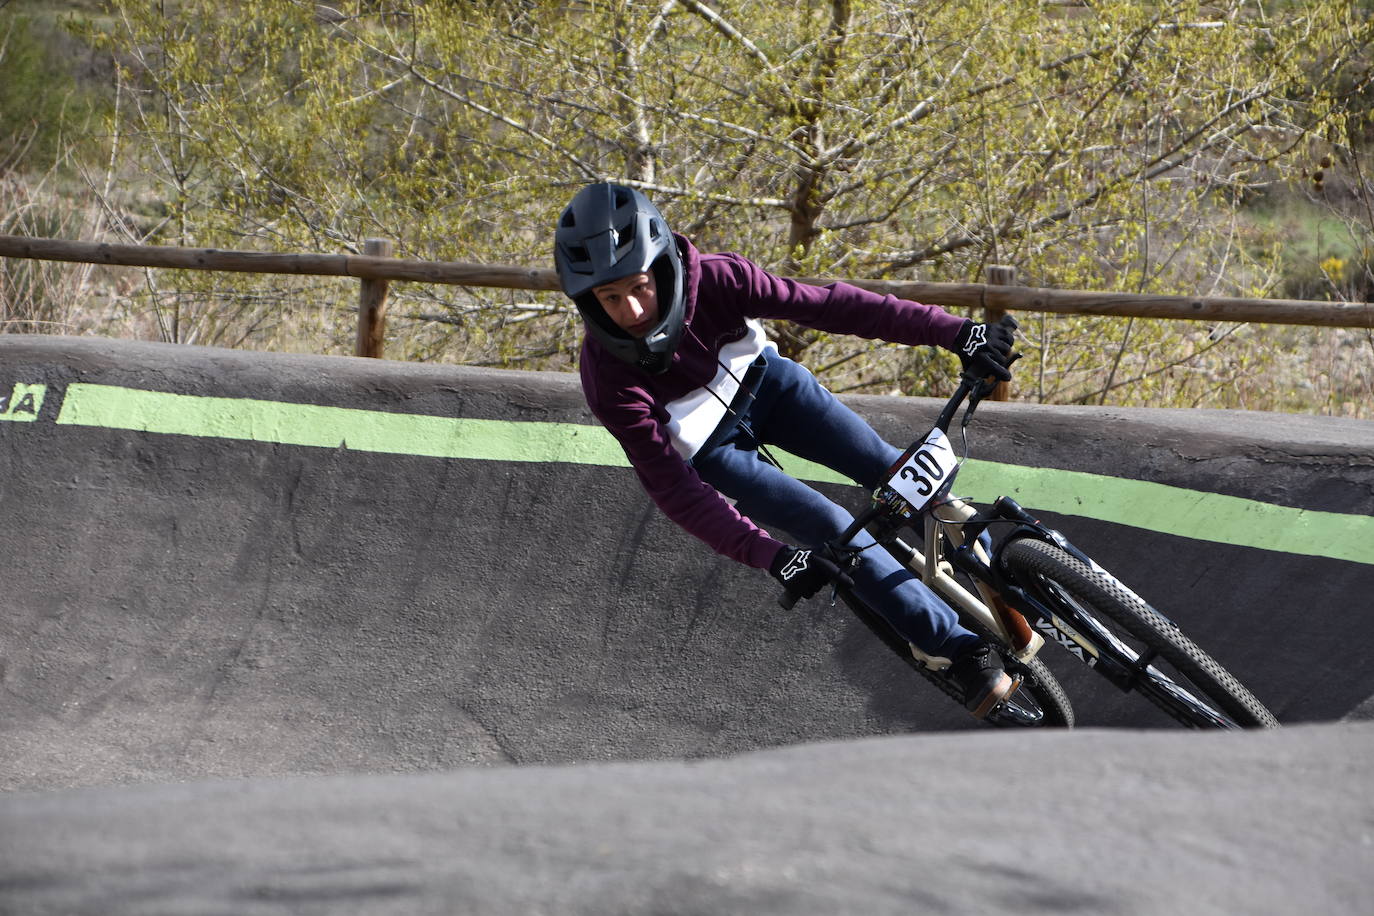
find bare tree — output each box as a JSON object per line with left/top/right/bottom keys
{"left": 94, "top": 0, "right": 1372, "bottom": 410}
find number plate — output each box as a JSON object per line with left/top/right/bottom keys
{"left": 886, "top": 428, "right": 959, "bottom": 511}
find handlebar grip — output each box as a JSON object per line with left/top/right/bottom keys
{"left": 964, "top": 354, "right": 1023, "bottom": 401}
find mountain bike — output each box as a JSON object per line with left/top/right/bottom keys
{"left": 784, "top": 367, "right": 1280, "bottom": 730}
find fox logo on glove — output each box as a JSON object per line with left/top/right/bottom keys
{"left": 778, "top": 549, "right": 811, "bottom": 581}
{"left": 959, "top": 323, "right": 988, "bottom": 356}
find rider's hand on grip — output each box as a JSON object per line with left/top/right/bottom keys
{"left": 770, "top": 545, "right": 852, "bottom": 608}
{"left": 953, "top": 316, "right": 1019, "bottom": 382}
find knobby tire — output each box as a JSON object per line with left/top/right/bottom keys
{"left": 1001, "top": 538, "right": 1279, "bottom": 729}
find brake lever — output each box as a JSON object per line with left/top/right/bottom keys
{"left": 776, "top": 544, "right": 862, "bottom": 610}
{"left": 962, "top": 351, "right": 1023, "bottom": 414}
{"left": 824, "top": 544, "right": 862, "bottom": 606}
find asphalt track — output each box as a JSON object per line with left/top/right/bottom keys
{"left": 1, "top": 335, "right": 1372, "bottom": 914}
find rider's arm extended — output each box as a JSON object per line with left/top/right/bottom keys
{"left": 700, "top": 251, "right": 968, "bottom": 347}
{"left": 580, "top": 356, "right": 786, "bottom": 571}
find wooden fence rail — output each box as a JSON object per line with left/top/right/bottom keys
{"left": 4, "top": 234, "right": 1372, "bottom": 358}
{"left": 0, "top": 234, "right": 559, "bottom": 290}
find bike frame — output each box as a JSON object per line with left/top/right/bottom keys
{"left": 833, "top": 375, "right": 1043, "bottom": 670}
{"left": 861, "top": 498, "right": 1047, "bottom": 669}
{"left": 834, "top": 374, "right": 1243, "bottom": 728}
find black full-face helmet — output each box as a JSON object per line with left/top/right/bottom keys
{"left": 554, "top": 182, "right": 685, "bottom": 375}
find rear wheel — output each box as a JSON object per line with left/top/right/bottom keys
{"left": 1001, "top": 538, "right": 1278, "bottom": 729}
{"left": 986, "top": 651, "right": 1075, "bottom": 728}
{"left": 840, "top": 588, "right": 1075, "bottom": 728}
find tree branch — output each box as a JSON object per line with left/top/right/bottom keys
{"left": 675, "top": 0, "right": 774, "bottom": 71}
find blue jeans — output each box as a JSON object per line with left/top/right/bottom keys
{"left": 691, "top": 349, "right": 979, "bottom": 660}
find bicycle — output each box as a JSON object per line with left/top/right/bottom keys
{"left": 783, "top": 365, "right": 1280, "bottom": 730}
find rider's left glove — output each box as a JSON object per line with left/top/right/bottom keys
{"left": 953, "top": 316, "right": 1018, "bottom": 382}
{"left": 769, "top": 545, "right": 851, "bottom": 600}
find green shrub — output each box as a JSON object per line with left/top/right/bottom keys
{"left": 0, "top": 11, "right": 100, "bottom": 170}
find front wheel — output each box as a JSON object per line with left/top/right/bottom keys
{"left": 1001, "top": 538, "right": 1278, "bottom": 729}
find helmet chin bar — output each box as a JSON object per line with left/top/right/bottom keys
{"left": 635, "top": 334, "right": 675, "bottom": 375}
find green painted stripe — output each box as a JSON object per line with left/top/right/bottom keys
{"left": 955, "top": 460, "right": 1374, "bottom": 567}
{"left": 54, "top": 382, "right": 1374, "bottom": 566}
{"left": 56, "top": 382, "right": 629, "bottom": 466}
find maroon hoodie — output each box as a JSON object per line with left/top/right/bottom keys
{"left": 579, "top": 236, "right": 966, "bottom": 570}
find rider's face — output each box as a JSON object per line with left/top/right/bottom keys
{"left": 593, "top": 272, "right": 659, "bottom": 337}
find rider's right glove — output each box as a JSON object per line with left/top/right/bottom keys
{"left": 769, "top": 545, "right": 852, "bottom": 601}
{"left": 953, "top": 316, "right": 1019, "bottom": 382}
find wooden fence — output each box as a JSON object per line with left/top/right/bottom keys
{"left": 3, "top": 233, "right": 1372, "bottom": 362}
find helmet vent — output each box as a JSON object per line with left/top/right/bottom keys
{"left": 615, "top": 221, "right": 635, "bottom": 256}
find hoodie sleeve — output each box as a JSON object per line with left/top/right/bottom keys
{"left": 703, "top": 252, "right": 968, "bottom": 348}
{"left": 580, "top": 355, "right": 786, "bottom": 570}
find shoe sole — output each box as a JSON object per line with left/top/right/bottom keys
{"left": 969, "top": 672, "right": 1021, "bottom": 720}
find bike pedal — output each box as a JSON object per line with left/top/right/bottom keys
{"left": 1002, "top": 673, "right": 1025, "bottom": 704}
{"left": 972, "top": 672, "right": 1024, "bottom": 720}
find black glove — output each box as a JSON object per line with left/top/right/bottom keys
{"left": 953, "top": 316, "right": 1018, "bottom": 382}
{"left": 769, "top": 545, "right": 852, "bottom": 601}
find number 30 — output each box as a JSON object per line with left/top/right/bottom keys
{"left": 899, "top": 450, "right": 945, "bottom": 495}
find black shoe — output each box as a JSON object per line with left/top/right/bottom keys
{"left": 949, "top": 641, "right": 1016, "bottom": 719}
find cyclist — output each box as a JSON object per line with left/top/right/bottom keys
{"left": 555, "top": 182, "right": 1018, "bottom": 718}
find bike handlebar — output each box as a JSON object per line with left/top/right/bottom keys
{"left": 936, "top": 362, "right": 1018, "bottom": 433}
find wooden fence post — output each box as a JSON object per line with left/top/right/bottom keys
{"left": 984, "top": 265, "right": 1016, "bottom": 401}
{"left": 355, "top": 238, "right": 394, "bottom": 358}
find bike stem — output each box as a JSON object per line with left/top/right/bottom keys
{"left": 933, "top": 371, "right": 1000, "bottom": 433}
